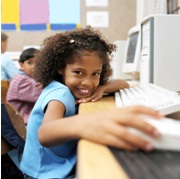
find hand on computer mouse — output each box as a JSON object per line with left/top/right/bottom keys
{"left": 78, "top": 106, "right": 163, "bottom": 152}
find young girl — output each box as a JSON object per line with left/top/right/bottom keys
{"left": 20, "top": 26, "right": 162, "bottom": 179}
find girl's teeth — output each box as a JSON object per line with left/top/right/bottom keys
{"left": 80, "top": 89, "right": 89, "bottom": 93}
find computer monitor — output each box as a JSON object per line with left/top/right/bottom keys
{"left": 122, "top": 25, "right": 140, "bottom": 80}
{"left": 110, "top": 40, "right": 133, "bottom": 80}
{"left": 140, "top": 15, "right": 180, "bottom": 91}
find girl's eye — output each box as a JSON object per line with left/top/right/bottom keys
{"left": 93, "top": 72, "right": 101, "bottom": 77}
{"left": 74, "top": 71, "right": 83, "bottom": 75}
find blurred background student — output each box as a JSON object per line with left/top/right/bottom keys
{"left": 1, "top": 32, "right": 20, "bottom": 80}
{"left": 6, "top": 48, "right": 43, "bottom": 125}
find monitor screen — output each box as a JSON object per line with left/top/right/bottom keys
{"left": 110, "top": 40, "right": 133, "bottom": 80}
{"left": 126, "top": 32, "right": 138, "bottom": 63}
{"left": 122, "top": 25, "right": 140, "bottom": 80}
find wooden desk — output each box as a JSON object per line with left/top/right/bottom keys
{"left": 77, "top": 95, "right": 180, "bottom": 179}
{"left": 77, "top": 96, "right": 129, "bottom": 179}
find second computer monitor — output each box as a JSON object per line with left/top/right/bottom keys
{"left": 122, "top": 25, "right": 140, "bottom": 81}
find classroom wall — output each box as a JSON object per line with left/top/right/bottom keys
{"left": 5, "top": 0, "right": 136, "bottom": 51}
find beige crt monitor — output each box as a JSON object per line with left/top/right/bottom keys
{"left": 140, "top": 15, "right": 180, "bottom": 91}
{"left": 110, "top": 40, "right": 133, "bottom": 80}
{"left": 122, "top": 25, "right": 141, "bottom": 81}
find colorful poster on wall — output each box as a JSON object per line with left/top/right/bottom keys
{"left": 20, "top": 0, "right": 49, "bottom": 30}
{"left": 1, "top": 0, "right": 81, "bottom": 31}
{"left": 1, "top": 0, "right": 20, "bottom": 30}
{"left": 49, "top": 0, "right": 81, "bottom": 30}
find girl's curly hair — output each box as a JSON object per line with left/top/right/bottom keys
{"left": 33, "top": 26, "right": 116, "bottom": 88}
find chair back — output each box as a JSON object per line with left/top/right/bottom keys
{"left": 1, "top": 102, "right": 26, "bottom": 155}
{"left": 1, "top": 80, "right": 9, "bottom": 89}
{"left": 1, "top": 86, "right": 8, "bottom": 102}
{"left": 1, "top": 80, "right": 9, "bottom": 102}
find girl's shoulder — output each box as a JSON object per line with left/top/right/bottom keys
{"left": 39, "top": 81, "right": 76, "bottom": 114}
{"left": 42, "top": 81, "right": 71, "bottom": 97}
{"left": 46, "top": 80, "right": 68, "bottom": 90}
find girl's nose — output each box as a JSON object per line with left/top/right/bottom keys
{"left": 81, "top": 77, "right": 92, "bottom": 86}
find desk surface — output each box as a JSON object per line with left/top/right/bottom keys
{"left": 77, "top": 95, "right": 180, "bottom": 179}
{"left": 77, "top": 96, "right": 129, "bottom": 179}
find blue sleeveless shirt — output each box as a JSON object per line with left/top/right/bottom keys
{"left": 20, "top": 81, "right": 77, "bottom": 179}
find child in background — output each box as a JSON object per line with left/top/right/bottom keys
{"left": 6, "top": 48, "right": 43, "bottom": 125}
{"left": 1, "top": 32, "right": 20, "bottom": 80}
{"left": 20, "top": 26, "right": 161, "bottom": 179}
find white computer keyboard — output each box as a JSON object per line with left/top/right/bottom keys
{"left": 115, "top": 83, "right": 180, "bottom": 151}
{"left": 115, "top": 83, "right": 180, "bottom": 115}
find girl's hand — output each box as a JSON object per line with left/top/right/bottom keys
{"left": 78, "top": 106, "right": 163, "bottom": 152}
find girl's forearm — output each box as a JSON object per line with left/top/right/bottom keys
{"left": 102, "top": 79, "right": 129, "bottom": 93}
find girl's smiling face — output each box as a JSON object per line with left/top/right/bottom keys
{"left": 58, "top": 51, "right": 102, "bottom": 99}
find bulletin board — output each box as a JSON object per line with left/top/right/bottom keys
{"left": 3, "top": 0, "right": 136, "bottom": 51}
{"left": 1, "top": 0, "right": 81, "bottom": 31}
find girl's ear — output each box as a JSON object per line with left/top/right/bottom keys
{"left": 58, "top": 69, "right": 64, "bottom": 75}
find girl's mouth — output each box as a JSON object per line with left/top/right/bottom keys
{"left": 77, "top": 88, "right": 91, "bottom": 96}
